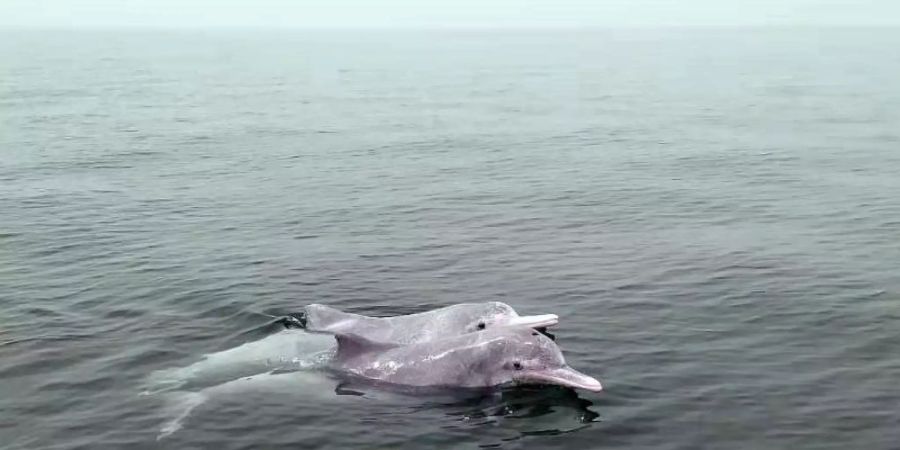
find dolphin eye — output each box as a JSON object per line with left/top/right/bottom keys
{"left": 513, "top": 361, "right": 523, "bottom": 370}
{"left": 477, "top": 322, "right": 486, "bottom": 330}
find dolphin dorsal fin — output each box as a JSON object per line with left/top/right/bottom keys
{"left": 303, "top": 304, "right": 364, "bottom": 334}
{"left": 333, "top": 333, "right": 399, "bottom": 360}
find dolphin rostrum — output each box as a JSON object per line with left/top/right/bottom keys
{"left": 302, "top": 302, "right": 559, "bottom": 345}
{"left": 329, "top": 326, "right": 602, "bottom": 392}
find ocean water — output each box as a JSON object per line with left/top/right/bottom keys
{"left": 2, "top": 27, "right": 900, "bottom": 449}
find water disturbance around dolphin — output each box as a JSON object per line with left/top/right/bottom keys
{"left": 147, "top": 321, "right": 600, "bottom": 441}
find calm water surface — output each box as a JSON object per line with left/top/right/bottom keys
{"left": 2, "top": 28, "right": 900, "bottom": 449}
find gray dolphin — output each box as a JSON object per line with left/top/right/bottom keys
{"left": 303, "top": 302, "right": 558, "bottom": 345}
{"left": 330, "top": 326, "right": 602, "bottom": 392}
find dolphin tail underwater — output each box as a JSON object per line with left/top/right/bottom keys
{"left": 158, "top": 390, "right": 207, "bottom": 440}
{"left": 156, "top": 370, "right": 344, "bottom": 440}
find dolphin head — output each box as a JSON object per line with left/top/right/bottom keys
{"left": 456, "top": 302, "right": 559, "bottom": 334}
{"left": 481, "top": 327, "right": 602, "bottom": 392}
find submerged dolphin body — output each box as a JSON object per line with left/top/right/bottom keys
{"left": 157, "top": 369, "right": 357, "bottom": 439}
{"left": 144, "top": 329, "right": 335, "bottom": 393}
{"left": 303, "top": 302, "right": 558, "bottom": 345}
{"left": 330, "top": 326, "right": 602, "bottom": 392}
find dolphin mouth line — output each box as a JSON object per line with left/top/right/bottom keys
{"left": 506, "top": 314, "right": 559, "bottom": 329}
{"left": 517, "top": 366, "right": 603, "bottom": 392}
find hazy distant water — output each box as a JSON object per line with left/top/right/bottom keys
{"left": 2, "top": 28, "right": 900, "bottom": 449}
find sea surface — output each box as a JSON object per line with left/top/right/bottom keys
{"left": 2, "top": 27, "right": 900, "bottom": 449}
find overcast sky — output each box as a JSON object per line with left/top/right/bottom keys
{"left": 1, "top": 0, "right": 898, "bottom": 28}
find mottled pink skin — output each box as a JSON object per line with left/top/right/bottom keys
{"left": 331, "top": 326, "right": 602, "bottom": 392}
{"left": 304, "top": 302, "right": 558, "bottom": 345}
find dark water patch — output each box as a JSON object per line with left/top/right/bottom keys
{"left": 0, "top": 333, "right": 95, "bottom": 349}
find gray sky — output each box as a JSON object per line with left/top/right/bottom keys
{"left": 2, "top": 0, "right": 898, "bottom": 28}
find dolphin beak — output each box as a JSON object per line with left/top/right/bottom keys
{"left": 505, "top": 314, "right": 559, "bottom": 329}
{"left": 518, "top": 366, "right": 603, "bottom": 392}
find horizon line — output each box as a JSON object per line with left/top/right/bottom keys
{"left": 2, "top": 23, "right": 900, "bottom": 31}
